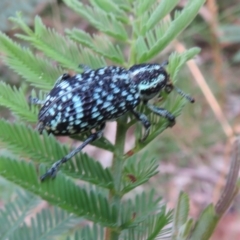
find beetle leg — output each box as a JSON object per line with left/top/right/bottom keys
{"left": 28, "top": 96, "right": 45, "bottom": 105}
{"left": 131, "top": 109, "right": 151, "bottom": 142}
{"left": 146, "top": 103, "right": 176, "bottom": 127}
{"left": 40, "top": 123, "right": 105, "bottom": 181}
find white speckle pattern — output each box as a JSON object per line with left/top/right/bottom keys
{"left": 113, "top": 87, "right": 120, "bottom": 94}
{"left": 73, "top": 95, "right": 80, "bottom": 102}
{"left": 97, "top": 99, "right": 103, "bottom": 105}
{"left": 76, "top": 74, "right": 82, "bottom": 81}
{"left": 91, "top": 106, "right": 98, "bottom": 113}
{"left": 107, "top": 95, "right": 114, "bottom": 101}
{"left": 76, "top": 113, "right": 83, "bottom": 119}
{"left": 80, "top": 122, "right": 88, "bottom": 128}
{"left": 49, "top": 108, "right": 55, "bottom": 116}
{"left": 103, "top": 102, "right": 111, "bottom": 108}
{"left": 75, "top": 107, "right": 83, "bottom": 113}
{"left": 98, "top": 69, "right": 105, "bottom": 75}
{"left": 92, "top": 112, "right": 100, "bottom": 118}
{"left": 126, "top": 95, "right": 134, "bottom": 101}
{"left": 37, "top": 63, "right": 171, "bottom": 136}
{"left": 61, "top": 96, "right": 67, "bottom": 102}
{"left": 121, "top": 90, "right": 128, "bottom": 96}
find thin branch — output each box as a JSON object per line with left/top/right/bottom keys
{"left": 215, "top": 138, "right": 240, "bottom": 217}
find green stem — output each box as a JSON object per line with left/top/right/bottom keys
{"left": 112, "top": 120, "right": 127, "bottom": 193}
{"left": 106, "top": 119, "right": 127, "bottom": 240}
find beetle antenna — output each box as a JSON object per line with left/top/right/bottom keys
{"left": 160, "top": 60, "right": 169, "bottom": 67}
{"left": 174, "top": 86, "right": 195, "bottom": 103}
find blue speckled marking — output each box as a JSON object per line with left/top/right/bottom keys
{"left": 126, "top": 95, "right": 134, "bottom": 101}
{"left": 97, "top": 99, "right": 103, "bottom": 105}
{"left": 92, "top": 112, "right": 100, "bottom": 118}
{"left": 49, "top": 108, "right": 55, "bottom": 116}
{"left": 80, "top": 122, "right": 88, "bottom": 128}
{"left": 93, "top": 93, "right": 100, "bottom": 99}
{"left": 75, "top": 107, "right": 83, "bottom": 113}
{"left": 107, "top": 95, "right": 114, "bottom": 101}
{"left": 73, "top": 95, "right": 80, "bottom": 102}
{"left": 32, "top": 61, "right": 193, "bottom": 180}
{"left": 113, "top": 87, "right": 120, "bottom": 94}
{"left": 91, "top": 106, "right": 98, "bottom": 112}
{"left": 121, "top": 90, "right": 128, "bottom": 96}
{"left": 61, "top": 96, "right": 67, "bottom": 102}
{"left": 76, "top": 113, "right": 83, "bottom": 119}
{"left": 103, "top": 102, "right": 111, "bottom": 108}
{"left": 95, "top": 88, "right": 102, "bottom": 93}
{"left": 36, "top": 63, "right": 187, "bottom": 138}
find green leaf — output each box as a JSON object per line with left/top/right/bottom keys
{"left": 9, "top": 206, "right": 83, "bottom": 240}
{"left": 137, "top": 0, "right": 205, "bottom": 62}
{"left": 121, "top": 210, "right": 172, "bottom": 240}
{"left": 179, "top": 219, "right": 194, "bottom": 239}
{"left": 122, "top": 153, "right": 158, "bottom": 194}
{"left": 0, "top": 83, "right": 37, "bottom": 122}
{"left": 144, "top": 0, "right": 179, "bottom": 33}
{"left": 172, "top": 192, "right": 189, "bottom": 239}
{"left": 62, "top": 153, "right": 115, "bottom": 189}
{"left": 121, "top": 190, "right": 165, "bottom": 228}
{"left": 146, "top": 212, "right": 172, "bottom": 240}
{"left": 167, "top": 47, "right": 201, "bottom": 82}
{"left": 66, "top": 28, "right": 125, "bottom": 64}
{"left": 0, "top": 32, "right": 61, "bottom": 90}
{"left": 0, "top": 120, "right": 114, "bottom": 189}
{"left": 63, "top": 0, "right": 128, "bottom": 41}
{"left": 90, "top": 0, "right": 129, "bottom": 24}
{"left": 189, "top": 204, "right": 219, "bottom": 240}
{"left": 0, "top": 157, "right": 118, "bottom": 227}
{"left": 10, "top": 14, "right": 106, "bottom": 70}
{"left": 135, "top": 0, "right": 157, "bottom": 16}
{"left": 111, "top": 0, "right": 132, "bottom": 12}
{"left": 67, "top": 224, "right": 104, "bottom": 240}
{"left": 0, "top": 191, "right": 40, "bottom": 240}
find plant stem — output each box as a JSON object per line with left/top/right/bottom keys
{"left": 105, "top": 118, "right": 127, "bottom": 240}
{"left": 112, "top": 120, "right": 127, "bottom": 193}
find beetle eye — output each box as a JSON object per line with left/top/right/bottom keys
{"left": 62, "top": 73, "right": 71, "bottom": 80}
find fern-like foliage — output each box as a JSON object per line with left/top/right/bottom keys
{"left": 67, "top": 224, "right": 105, "bottom": 240}
{"left": 11, "top": 14, "right": 106, "bottom": 71}
{"left": 122, "top": 153, "right": 159, "bottom": 194}
{"left": 0, "top": 157, "right": 118, "bottom": 227}
{"left": 0, "top": 120, "right": 114, "bottom": 188}
{"left": 0, "top": 190, "right": 84, "bottom": 240}
{"left": 0, "top": 0, "right": 205, "bottom": 239}
{"left": 0, "top": 32, "right": 61, "bottom": 90}
{"left": 0, "top": 191, "right": 40, "bottom": 240}
{"left": 0, "top": 82, "right": 37, "bottom": 122}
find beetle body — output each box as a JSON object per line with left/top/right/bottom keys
{"left": 31, "top": 62, "right": 193, "bottom": 180}
{"left": 38, "top": 64, "right": 169, "bottom": 136}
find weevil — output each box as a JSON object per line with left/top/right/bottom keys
{"left": 30, "top": 62, "right": 194, "bottom": 181}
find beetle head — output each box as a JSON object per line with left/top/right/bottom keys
{"left": 129, "top": 63, "right": 170, "bottom": 101}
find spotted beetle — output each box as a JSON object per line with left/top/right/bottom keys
{"left": 30, "top": 62, "right": 194, "bottom": 181}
